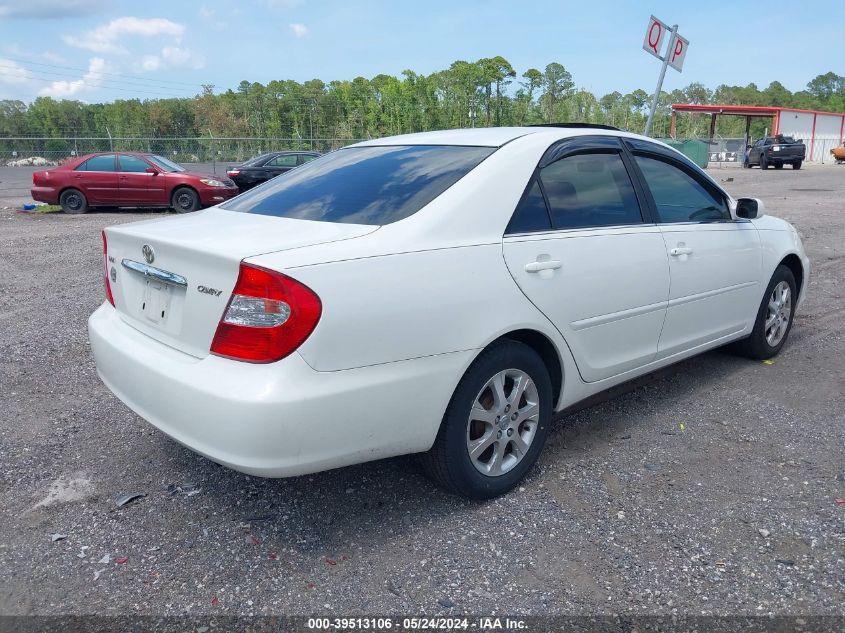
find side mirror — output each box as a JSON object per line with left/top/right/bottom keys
{"left": 146, "top": 167, "right": 159, "bottom": 175}
{"left": 736, "top": 197, "right": 764, "bottom": 219}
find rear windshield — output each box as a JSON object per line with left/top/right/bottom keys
{"left": 221, "top": 145, "right": 495, "bottom": 225}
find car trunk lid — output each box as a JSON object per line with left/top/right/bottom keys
{"left": 104, "top": 208, "right": 377, "bottom": 358}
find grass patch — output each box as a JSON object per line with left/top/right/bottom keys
{"left": 24, "top": 204, "right": 62, "bottom": 213}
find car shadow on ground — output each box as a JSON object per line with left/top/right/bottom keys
{"left": 144, "top": 344, "right": 751, "bottom": 551}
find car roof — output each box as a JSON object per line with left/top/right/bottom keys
{"left": 351, "top": 126, "right": 670, "bottom": 149}
{"left": 79, "top": 151, "right": 152, "bottom": 158}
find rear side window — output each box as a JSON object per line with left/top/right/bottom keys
{"left": 77, "top": 155, "right": 116, "bottom": 172}
{"left": 634, "top": 155, "right": 729, "bottom": 222}
{"left": 506, "top": 180, "right": 552, "bottom": 233}
{"left": 222, "top": 145, "right": 495, "bottom": 225}
{"left": 540, "top": 152, "right": 642, "bottom": 229}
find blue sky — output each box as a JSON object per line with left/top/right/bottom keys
{"left": 0, "top": 0, "right": 842, "bottom": 103}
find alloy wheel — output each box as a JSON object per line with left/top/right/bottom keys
{"left": 765, "top": 280, "right": 792, "bottom": 347}
{"left": 466, "top": 369, "right": 539, "bottom": 477}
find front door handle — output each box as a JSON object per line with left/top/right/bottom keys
{"left": 525, "top": 260, "right": 562, "bottom": 273}
{"left": 670, "top": 247, "right": 693, "bottom": 256}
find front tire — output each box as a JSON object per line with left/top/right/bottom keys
{"left": 421, "top": 340, "right": 552, "bottom": 499}
{"left": 171, "top": 187, "right": 200, "bottom": 213}
{"left": 793, "top": 160, "right": 802, "bottom": 170}
{"left": 59, "top": 188, "right": 88, "bottom": 214}
{"left": 736, "top": 265, "right": 797, "bottom": 360}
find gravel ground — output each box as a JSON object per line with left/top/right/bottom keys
{"left": 0, "top": 162, "right": 843, "bottom": 617}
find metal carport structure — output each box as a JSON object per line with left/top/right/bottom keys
{"left": 670, "top": 104, "right": 845, "bottom": 162}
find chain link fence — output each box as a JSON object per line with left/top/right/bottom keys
{"left": 0, "top": 137, "right": 367, "bottom": 166}
{"left": 2, "top": 134, "right": 843, "bottom": 168}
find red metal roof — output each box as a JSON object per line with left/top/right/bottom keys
{"left": 672, "top": 103, "right": 845, "bottom": 117}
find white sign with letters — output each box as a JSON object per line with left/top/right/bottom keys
{"left": 642, "top": 15, "right": 670, "bottom": 61}
{"left": 667, "top": 32, "right": 690, "bottom": 72}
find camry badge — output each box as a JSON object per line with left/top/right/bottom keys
{"left": 142, "top": 244, "right": 155, "bottom": 264}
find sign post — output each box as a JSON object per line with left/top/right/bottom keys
{"left": 642, "top": 16, "right": 689, "bottom": 137}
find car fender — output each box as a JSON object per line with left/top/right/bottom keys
{"left": 751, "top": 217, "right": 810, "bottom": 306}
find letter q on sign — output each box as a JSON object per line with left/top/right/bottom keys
{"left": 642, "top": 15, "right": 669, "bottom": 60}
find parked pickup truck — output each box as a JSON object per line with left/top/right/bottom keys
{"left": 744, "top": 135, "right": 806, "bottom": 170}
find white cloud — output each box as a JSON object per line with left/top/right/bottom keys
{"left": 289, "top": 23, "right": 309, "bottom": 38}
{"left": 38, "top": 57, "right": 105, "bottom": 98}
{"left": 63, "top": 17, "right": 185, "bottom": 54}
{"left": 140, "top": 46, "right": 205, "bottom": 72}
{"left": 0, "top": 58, "right": 30, "bottom": 84}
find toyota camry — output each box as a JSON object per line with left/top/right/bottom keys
{"left": 89, "top": 125, "right": 809, "bottom": 498}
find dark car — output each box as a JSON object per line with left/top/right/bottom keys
{"left": 226, "top": 151, "right": 321, "bottom": 190}
{"left": 744, "top": 135, "right": 806, "bottom": 170}
{"left": 31, "top": 152, "right": 239, "bottom": 214}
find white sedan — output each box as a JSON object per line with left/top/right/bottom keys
{"left": 89, "top": 126, "right": 809, "bottom": 498}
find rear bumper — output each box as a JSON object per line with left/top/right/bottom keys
{"left": 765, "top": 153, "right": 804, "bottom": 163}
{"left": 88, "top": 304, "right": 471, "bottom": 477}
{"left": 198, "top": 186, "right": 239, "bottom": 206}
{"left": 31, "top": 187, "right": 57, "bottom": 204}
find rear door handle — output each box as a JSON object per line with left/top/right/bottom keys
{"left": 525, "top": 260, "right": 562, "bottom": 273}
{"left": 670, "top": 247, "right": 693, "bottom": 256}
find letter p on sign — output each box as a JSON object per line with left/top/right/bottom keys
{"left": 667, "top": 33, "right": 689, "bottom": 72}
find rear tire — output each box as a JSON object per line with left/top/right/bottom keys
{"left": 760, "top": 154, "right": 769, "bottom": 170}
{"left": 420, "top": 340, "right": 553, "bottom": 499}
{"left": 59, "top": 188, "right": 88, "bottom": 214}
{"left": 735, "top": 265, "right": 797, "bottom": 360}
{"left": 171, "top": 187, "right": 200, "bottom": 213}
{"left": 793, "top": 160, "right": 802, "bottom": 170}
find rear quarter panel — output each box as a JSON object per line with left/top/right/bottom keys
{"left": 254, "top": 244, "right": 566, "bottom": 374}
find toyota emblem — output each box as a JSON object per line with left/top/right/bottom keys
{"left": 142, "top": 244, "right": 155, "bottom": 264}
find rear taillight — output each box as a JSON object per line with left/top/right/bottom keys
{"left": 32, "top": 172, "right": 39, "bottom": 185}
{"left": 227, "top": 169, "right": 239, "bottom": 177}
{"left": 210, "top": 263, "right": 321, "bottom": 363}
{"left": 102, "top": 231, "right": 115, "bottom": 306}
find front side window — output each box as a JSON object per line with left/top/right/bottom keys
{"left": 118, "top": 155, "right": 152, "bottom": 172}
{"left": 222, "top": 145, "right": 495, "bottom": 225}
{"left": 540, "top": 152, "right": 642, "bottom": 230}
{"left": 268, "top": 154, "right": 298, "bottom": 167}
{"left": 634, "top": 155, "right": 729, "bottom": 223}
{"left": 77, "top": 154, "right": 115, "bottom": 172}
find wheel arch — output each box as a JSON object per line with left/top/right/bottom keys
{"left": 58, "top": 185, "right": 85, "bottom": 200}
{"left": 171, "top": 183, "right": 200, "bottom": 202}
{"left": 779, "top": 253, "right": 804, "bottom": 295}
{"left": 495, "top": 329, "right": 564, "bottom": 408}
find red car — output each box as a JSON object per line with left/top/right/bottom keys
{"left": 31, "top": 152, "right": 239, "bottom": 214}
